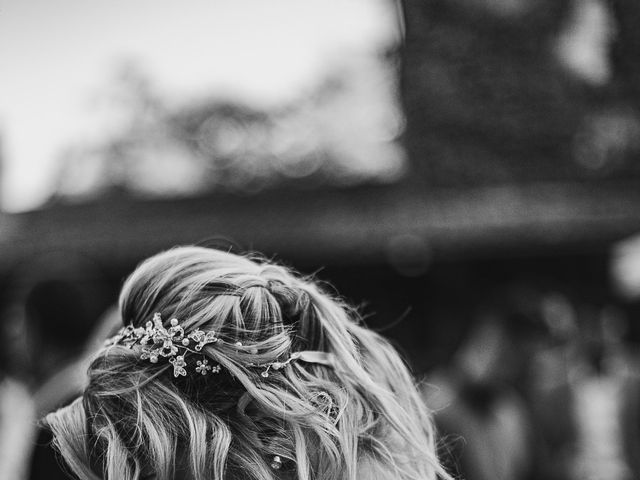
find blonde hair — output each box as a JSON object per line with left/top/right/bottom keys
{"left": 46, "top": 246, "right": 448, "bottom": 480}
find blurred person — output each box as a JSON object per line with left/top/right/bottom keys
{"left": 422, "top": 283, "right": 570, "bottom": 480}
{"left": 620, "top": 338, "right": 640, "bottom": 479}
{"left": 523, "top": 292, "right": 580, "bottom": 480}
{"left": 45, "top": 246, "right": 451, "bottom": 480}
{"left": 0, "top": 366, "right": 36, "bottom": 479}
{"left": 0, "top": 252, "right": 112, "bottom": 480}
{"left": 424, "top": 310, "right": 535, "bottom": 480}
{"left": 566, "top": 306, "right": 637, "bottom": 480}
{"left": 3, "top": 253, "right": 112, "bottom": 392}
{"left": 526, "top": 292, "right": 640, "bottom": 480}
{"left": 612, "top": 236, "right": 640, "bottom": 478}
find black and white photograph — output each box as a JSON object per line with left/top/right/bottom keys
{"left": 1, "top": 1, "right": 640, "bottom": 479}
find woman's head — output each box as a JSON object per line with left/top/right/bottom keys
{"left": 46, "top": 246, "right": 447, "bottom": 480}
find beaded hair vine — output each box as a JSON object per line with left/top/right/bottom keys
{"left": 106, "top": 313, "right": 335, "bottom": 378}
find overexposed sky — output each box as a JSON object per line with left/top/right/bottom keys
{"left": 0, "top": 0, "right": 398, "bottom": 212}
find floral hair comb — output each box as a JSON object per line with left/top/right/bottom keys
{"left": 106, "top": 313, "right": 336, "bottom": 378}
{"left": 106, "top": 313, "right": 222, "bottom": 377}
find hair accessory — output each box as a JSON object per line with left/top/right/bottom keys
{"left": 250, "top": 350, "right": 337, "bottom": 378}
{"left": 106, "top": 313, "right": 222, "bottom": 378}
{"left": 106, "top": 313, "right": 337, "bottom": 379}
{"left": 270, "top": 455, "right": 283, "bottom": 470}
{"left": 253, "top": 352, "right": 303, "bottom": 378}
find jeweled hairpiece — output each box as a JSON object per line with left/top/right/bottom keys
{"left": 106, "top": 313, "right": 336, "bottom": 379}
{"left": 106, "top": 313, "right": 222, "bottom": 377}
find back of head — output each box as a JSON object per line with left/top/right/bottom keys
{"left": 46, "top": 246, "right": 447, "bottom": 480}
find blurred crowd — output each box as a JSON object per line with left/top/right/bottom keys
{"left": 424, "top": 280, "right": 640, "bottom": 480}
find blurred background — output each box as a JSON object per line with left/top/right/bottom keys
{"left": 2, "top": 0, "right": 640, "bottom": 478}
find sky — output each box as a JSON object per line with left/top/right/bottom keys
{"left": 0, "top": 0, "right": 398, "bottom": 212}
